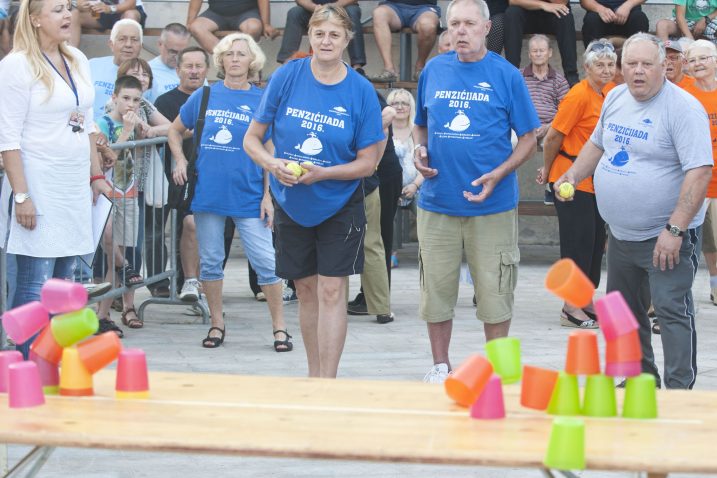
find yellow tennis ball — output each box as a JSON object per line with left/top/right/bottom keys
{"left": 300, "top": 161, "right": 313, "bottom": 175}
{"left": 558, "top": 182, "right": 575, "bottom": 199}
{"left": 286, "top": 162, "right": 303, "bottom": 178}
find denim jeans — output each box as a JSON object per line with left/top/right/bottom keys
{"left": 194, "top": 212, "right": 280, "bottom": 285}
{"left": 11, "top": 255, "right": 76, "bottom": 358}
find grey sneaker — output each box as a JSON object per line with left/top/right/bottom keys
{"left": 184, "top": 293, "right": 216, "bottom": 317}
{"left": 83, "top": 281, "right": 112, "bottom": 298}
{"left": 179, "top": 278, "right": 200, "bottom": 302}
{"left": 423, "top": 363, "right": 450, "bottom": 384}
{"left": 282, "top": 282, "right": 298, "bottom": 303}
{"left": 370, "top": 69, "right": 397, "bottom": 82}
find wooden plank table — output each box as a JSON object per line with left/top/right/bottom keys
{"left": 0, "top": 371, "right": 715, "bottom": 476}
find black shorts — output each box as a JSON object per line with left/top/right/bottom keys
{"left": 274, "top": 185, "right": 366, "bottom": 280}
{"left": 97, "top": 5, "right": 146, "bottom": 30}
{"left": 199, "top": 7, "right": 260, "bottom": 31}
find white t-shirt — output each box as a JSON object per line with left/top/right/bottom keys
{"left": 0, "top": 0, "right": 10, "bottom": 17}
{"left": 0, "top": 47, "right": 96, "bottom": 257}
{"left": 146, "top": 56, "right": 179, "bottom": 104}
{"left": 89, "top": 55, "right": 118, "bottom": 121}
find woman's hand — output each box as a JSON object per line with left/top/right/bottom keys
{"left": 15, "top": 198, "right": 36, "bottom": 230}
{"left": 260, "top": 193, "right": 274, "bottom": 229}
{"left": 536, "top": 166, "right": 547, "bottom": 185}
{"left": 173, "top": 158, "right": 188, "bottom": 186}
{"left": 401, "top": 183, "right": 419, "bottom": 199}
{"left": 269, "top": 159, "right": 299, "bottom": 187}
{"left": 91, "top": 178, "right": 112, "bottom": 203}
{"left": 96, "top": 133, "right": 117, "bottom": 170}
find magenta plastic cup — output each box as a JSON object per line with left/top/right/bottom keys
{"left": 29, "top": 351, "right": 60, "bottom": 395}
{"left": 469, "top": 374, "right": 505, "bottom": 419}
{"left": 594, "top": 291, "right": 639, "bottom": 341}
{"left": 8, "top": 361, "right": 46, "bottom": 408}
{"left": 40, "top": 278, "right": 88, "bottom": 314}
{"left": 605, "top": 360, "right": 642, "bottom": 378}
{"left": 0, "top": 350, "right": 24, "bottom": 393}
{"left": 1, "top": 301, "right": 50, "bottom": 345}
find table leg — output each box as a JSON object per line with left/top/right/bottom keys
{"left": 3, "top": 446, "right": 54, "bottom": 478}
{"left": 0, "top": 445, "right": 7, "bottom": 475}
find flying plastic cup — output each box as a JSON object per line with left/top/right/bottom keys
{"left": 51, "top": 308, "right": 99, "bottom": 348}
{"left": 521, "top": 365, "right": 559, "bottom": 411}
{"left": 469, "top": 374, "right": 506, "bottom": 419}
{"left": 545, "top": 258, "right": 595, "bottom": 309}
{"left": 564, "top": 331, "right": 600, "bottom": 376}
{"left": 582, "top": 374, "right": 617, "bottom": 417}
{"left": 622, "top": 373, "right": 658, "bottom": 419}
{"left": 485, "top": 337, "right": 522, "bottom": 385}
{"left": 116, "top": 349, "right": 150, "bottom": 399}
{"left": 594, "top": 291, "right": 639, "bottom": 341}
{"left": 8, "top": 361, "right": 45, "bottom": 408}
{"left": 1, "top": 301, "right": 49, "bottom": 345}
{"left": 40, "top": 278, "right": 88, "bottom": 314}
{"left": 444, "top": 354, "right": 493, "bottom": 407}
{"left": 543, "top": 417, "right": 586, "bottom": 470}
{"left": 547, "top": 372, "right": 581, "bottom": 416}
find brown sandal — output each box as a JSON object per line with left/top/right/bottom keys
{"left": 121, "top": 307, "right": 143, "bottom": 329}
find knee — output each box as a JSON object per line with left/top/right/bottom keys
{"left": 318, "top": 281, "right": 343, "bottom": 305}
{"left": 183, "top": 216, "right": 196, "bottom": 235}
{"left": 240, "top": 19, "right": 262, "bottom": 40}
{"left": 372, "top": 6, "right": 392, "bottom": 25}
{"left": 121, "top": 10, "right": 140, "bottom": 21}
{"left": 415, "top": 17, "right": 438, "bottom": 36}
{"left": 286, "top": 6, "right": 304, "bottom": 23}
{"left": 295, "top": 280, "right": 316, "bottom": 302}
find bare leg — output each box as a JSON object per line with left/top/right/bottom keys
{"left": 655, "top": 19, "right": 678, "bottom": 41}
{"left": 427, "top": 320, "right": 452, "bottom": 370}
{"left": 372, "top": 5, "right": 401, "bottom": 72}
{"left": 181, "top": 215, "right": 199, "bottom": 278}
{"left": 202, "top": 279, "right": 225, "bottom": 339}
{"left": 239, "top": 17, "right": 263, "bottom": 42}
{"left": 261, "top": 281, "right": 288, "bottom": 348}
{"left": 316, "top": 275, "right": 348, "bottom": 378}
{"left": 704, "top": 252, "right": 717, "bottom": 277}
{"left": 189, "top": 17, "right": 221, "bottom": 53}
{"left": 295, "top": 275, "right": 320, "bottom": 376}
{"left": 484, "top": 319, "right": 511, "bottom": 341}
{"left": 414, "top": 12, "right": 439, "bottom": 70}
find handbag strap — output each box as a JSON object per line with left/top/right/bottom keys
{"left": 187, "top": 86, "right": 210, "bottom": 169}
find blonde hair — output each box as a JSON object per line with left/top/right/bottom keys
{"left": 213, "top": 33, "right": 266, "bottom": 78}
{"left": 387, "top": 88, "right": 416, "bottom": 126}
{"left": 13, "top": 0, "right": 83, "bottom": 97}
{"left": 308, "top": 5, "right": 354, "bottom": 41}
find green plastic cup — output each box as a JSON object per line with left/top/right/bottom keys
{"left": 622, "top": 373, "right": 658, "bottom": 419}
{"left": 547, "top": 372, "right": 581, "bottom": 416}
{"left": 50, "top": 308, "right": 99, "bottom": 348}
{"left": 485, "top": 337, "right": 521, "bottom": 384}
{"left": 582, "top": 374, "right": 617, "bottom": 417}
{"left": 543, "top": 417, "right": 586, "bottom": 470}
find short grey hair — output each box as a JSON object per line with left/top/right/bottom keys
{"left": 110, "top": 19, "right": 143, "bottom": 44}
{"left": 528, "top": 34, "right": 550, "bottom": 50}
{"left": 446, "top": 0, "right": 490, "bottom": 23}
{"left": 160, "top": 22, "right": 190, "bottom": 42}
{"left": 213, "top": 33, "right": 266, "bottom": 77}
{"left": 686, "top": 39, "right": 717, "bottom": 59}
{"left": 622, "top": 32, "right": 665, "bottom": 64}
{"left": 584, "top": 38, "right": 617, "bottom": 67}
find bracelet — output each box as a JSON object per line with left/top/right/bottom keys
{"left": 705, "top": 15, "right": 711, "bottom": 23}
{"left": 90, "top": 175, "right": 105, "bottom": 184}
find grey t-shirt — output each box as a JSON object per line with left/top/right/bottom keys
{"left": 591, "top": 80, "right": 713, "bottom": 242}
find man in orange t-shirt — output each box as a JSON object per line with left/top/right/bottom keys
{"left": 665, "top": 40, "right": 695, "bottom": 89}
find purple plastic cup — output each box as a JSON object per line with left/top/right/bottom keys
{"left": 0, "top": 350, "right": 24, "bottom": 393}
{"left": 40, "top": 278, "right": 88, "bottom": 314}
{"left": 1, "top": 301, "right": 50, "bottom": 345}
{"left": 470, "top": 374, "right": 505, "bottom": 419}
{"left": 595, "top": 291, "right": 639, "bottom": 341}
{"left": 8, "top": 361, "right": 46, "bottom": 408}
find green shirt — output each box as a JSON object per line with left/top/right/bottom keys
{"left": 674, "top": 0, "right": 717, "bottom": 22}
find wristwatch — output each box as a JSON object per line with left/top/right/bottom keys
{"left": 666, "top": 223, "right": 684, "bottom": 237}
{"left": 109, "top": 5, "right": 117, "bottom": 13}
{"left": 14, "top": 192, "right": 30, "bottom": 204}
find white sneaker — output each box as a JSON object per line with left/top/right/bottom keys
{"left": 179, "top": 278, "right": 200, "bottom": 302}
{"left": 423, "top": 363, "right": 450, "bottom": 384}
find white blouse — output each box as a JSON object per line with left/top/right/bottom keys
{"left": 0, "top": 46, "right": 96, "bottom": 257}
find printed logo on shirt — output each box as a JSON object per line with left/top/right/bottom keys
{"left": 608, "top": 147, "right": 630, "bottom": 167}
{"left": 295, "top": 132, "right": 323, "bottom": 156}
{"left": 238, "top": 105, "right": 252, "bottom": 112}
{"left": 474, "top": 82, "right": 492, "bottom": 91}
{"left": 445, "top": 110, "right": 471, "bottom": 132}
{"left": 642, "top": 118, "right": 653, "bottom": 125}
{"left": 208, "top": 108, "right": 251, "bottom": 126}
{"left": 96, "top": 80, "right": 114, "bottom": 97}
{"left": 605, "top": 122, "right": 649, "bottom": 147}
{"left": 329, "top": 106, "right": 349, "bottom": 116}
{"left": 210, "top": 125, "right": 233, "bottom": 145}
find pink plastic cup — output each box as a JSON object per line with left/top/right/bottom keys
{"left": 8, "top": 361, "right": 45, "bottom": 408}
{"left": 0, "top": 350, "right": 24, "bottom": 393}
{"left": 40, "top": 278, "right": 88, "bottom": 314}
{"left": 470, "top": 374, "right": 505, "bottom": 419}
{"left": 1, "top": 301, "right": 49, "bottom": 345}
{"left": 605, "top": 360, "right": 642, "bottom": 377}
{"left": 115, "top": 349, "right": 149, "bottom": 399}
{"left": 594, "top": 291, "right": 639, "bottom": 341}
{"left": 29, "top": 351, "right": 60, "bottom": 395}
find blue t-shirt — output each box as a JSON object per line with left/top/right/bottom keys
{"left": 254, "top": 58, "right": 385, "bottom": 227}
{"left": 146, "top": 56, "right": 180, "bottom": 104}
{"left": 180, "top": 82, "right": 266, "bottom": 217}
{"left": 415, "top": 51, "right": 540, "bottom": 216}
{"left": 89, "top": 56, "right": 118, "bottom": 121}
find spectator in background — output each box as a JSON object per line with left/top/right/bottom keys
{"left": 89, "top": 19, "right": 142, "bottom": 120}
{"left": 187, "top": 0, "right": 278, "bottom": 52}
{"left": 504, "top": 0, "right": 579, "bottom": 86}
{"left": 522, "top": 34, "right": 569, "bottom": 149}
{"left": 581, "top": 0, "right": 648, "bottom": 48}
{"left": 277, "top": 0, "right": 365, "bottom": 72}
{"left": 486, "top": 0, "right": 507, "bottom": 53}
{"left": 154, "top": 46, "right": 208, "bottom": 304}
{"left": 665, "top": 39, "right": 695, "bottom": 89}
{"left": 146, "top": 23, "right": 191, "bottom": 103}
{"left": 0, "top": 0, "right": 13, "bottom": 58}
{"left": 437, "top": 29, "right": 452, "bottom": 52}
{"left": 69, "top": 0, "right": 145, "bottom": 47}
{"left": 656, "top": 0, "right": 717, "bottom": 43}
{"left": 614, "top": 46, "right": 624, "bottom": 83}
{"left": 369, "top": 0, "right": 441, "bottom": 81}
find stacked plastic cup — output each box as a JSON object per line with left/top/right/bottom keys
{"left": 622, "top": 373, "right": 658, "bottom": 419}
{"left": 1, "top": 301, "right": 49, "bottom": 346}
{"left": 40, "top": 278, "right": 88, "bottom": 314}
{"left": 59, "top": 347, "right": 94, "bottom": 397}
{"left": 485, "top": 337, "right": 522, "bottom": 384}
{"left": 51, "top": 308, "right": 99, "bottom": 348}
{"left": 469, "top": 374, "right": 505, "bottom": 420}
{"left": 444, "top": 355, "right": 493, "bottom": 407}
{"left": 29, "top": 351, "right": 60, "bottom": 395}
{"left": 521, "top": 365, "right": 559, "bottom": 411}
{"left": 0, "top": 350, "right": 24, "bottom": 393}
{"left": 7, "top": 361, "right": 46, "bottom": 408}
{"left": 547, "top": 372, "right": 581, "bottom": 416}
{"left": 594, "top": 291, "right": 642, "bottom": 377}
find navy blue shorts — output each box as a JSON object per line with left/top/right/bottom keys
{"left": 379, "top": 1, "right": 441, "bottom": 29}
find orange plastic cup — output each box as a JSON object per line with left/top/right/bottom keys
{"left": 444, "top": 355, "right": 493, "bottom": 407}
{"left": 544, "top": 258, "right": 595, "bottom": 308}
{"left": 77, "top": 332, "right": 123, "bottom": 374}
{"left": 29, "top": 324, "right": 63, "bottom": 366}
{"left": 606, "top": 329, "right": 642, "bottom": 363}
{"left": 565, "top": 330, "right": 600, "bottom": 375}
{"left": 521, "top": 365, "right": 560, "bottom": 410}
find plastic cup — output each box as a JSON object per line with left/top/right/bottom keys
{"left": 470, "top": 374, "right": 505, "bottom": 419}
{"left": 29, "top": 351, "right": 60, "bottom": 395}
{"left": 544, "top": 258, "right": 595, "bottom": 309}
{"left": 77, "top": 332, "right": 122, "bottom": 374}
{"left": 521, "top": 365, "right": 559, "bottom": 410}
{"left": 40, "top": 278, "right": 88, "bottom": 314}
{"left": 444, "top": 355, "right": 493, "bottom": 407}
{"left": 0, "top": 350, "right": 24, "bottom": 393}
{"left": 485, "top": 337, "right": 522, "bottom": 384}
{"left": 543, "top": 417, "right": 586, "bottom": 470}
{"left": 594, "top": 291, "right": 639, "bottom": 341}
{"left": 8, "top": 361, "right": 45, "bottom": 408}
{"left": 59, "top": 347, "right": 94, "bottom": 397}
{"left": 604, "top": 360, "right": 642, "bottom": 378}
{"left": 1, "top": 301, "right": 50, "bottom": 345}
{"left": 547, "top": 372, "right": 581, "bottom": 416}
{"left": 29, "top": 324, "right": 63, "bottom": 365}
{"left": 622, "top": 373, "right": 658, "bottom": 419}
{"left": 582, "top": 374, "right": 617, "bottom": 417}
{"left": 116, "top": 349, "right": 150, "bottom": 399}
{"left": 565, "top": 331, "right": 600, "bottom": 376}
{"left": 51, "top": 308, "right": 99, "bottom": 348}
{"left": 605, "top": 329, "right": 642, "bottom": 364}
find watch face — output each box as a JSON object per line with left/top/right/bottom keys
{"left": 670, "top": 226, "right": 681, "bottom": 236}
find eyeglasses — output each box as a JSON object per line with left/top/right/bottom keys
{"left": 687, "top": 55, "right": 716, "bottom": 65}
{"left": 587, "top": 41, "right": 615, "bottom": 54}
{"left": 389, "top": 101, "right": 410, "bottom": 108}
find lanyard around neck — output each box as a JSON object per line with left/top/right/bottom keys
{"left": 43, "top": 52, "right": 79, "bottom": 108}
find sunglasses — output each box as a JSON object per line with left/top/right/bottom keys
{"left": 587, "top": 41, "right": 615, "bottom": 54}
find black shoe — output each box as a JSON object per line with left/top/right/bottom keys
{"left": 617, "top": 376, "right": 662, "bottom": 389}
{"left": 97, "top": 318, "right": 124, "bottom": 339}
{"left": 347, "top": 300, "right": 368, "bottom": 315}
{"left": 472, "top": 294, "right": 477, "bottom": 306}
{"left": 544, "top": 184, "right": 554, "bottom": 206}
{"left": 348, "top": 292, "right": 365, "bottom": 308}
{"left": 377, "top": 313, "right": 394, "bottom": 324}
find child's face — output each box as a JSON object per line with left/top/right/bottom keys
{"left": 113, "top": 87, "right": 142, "bottom": 116}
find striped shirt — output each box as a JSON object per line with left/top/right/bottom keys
{"left": 522, "top": 64, "right": 569, "bottom": 125}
